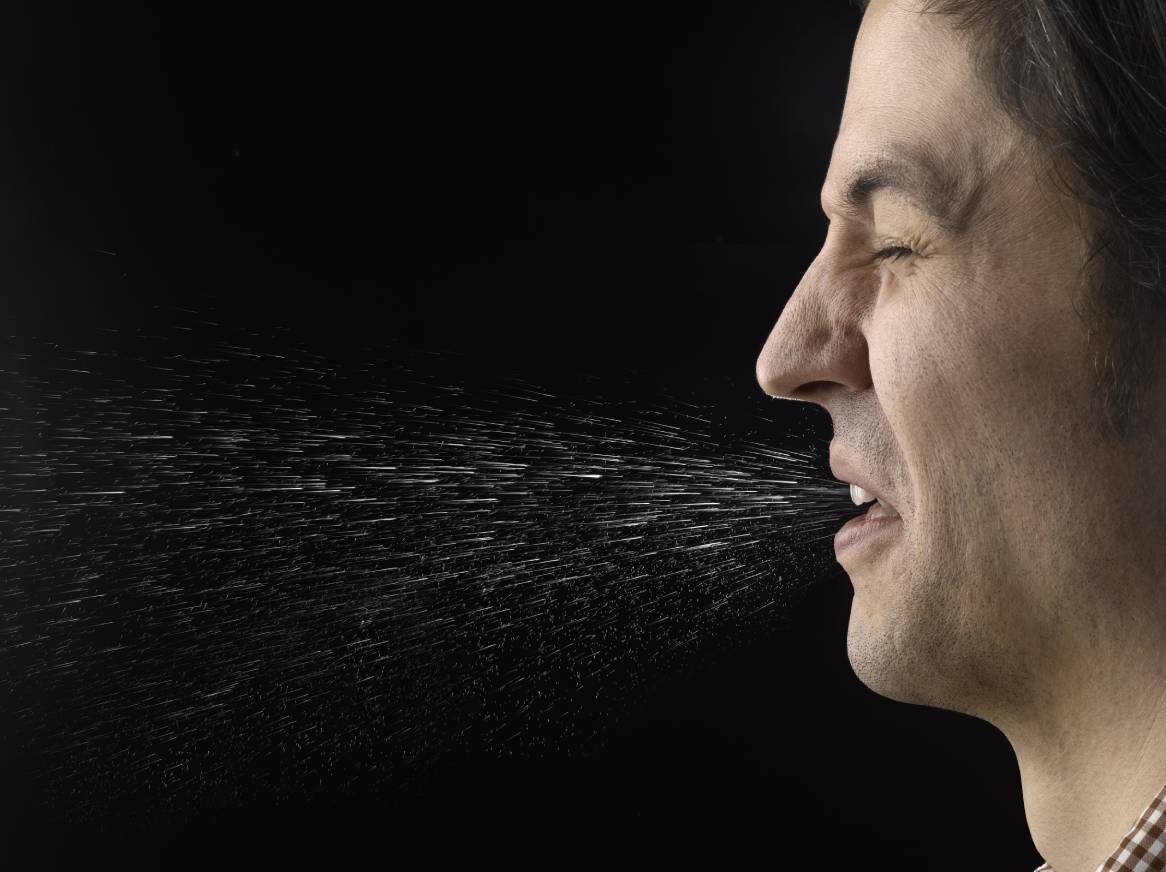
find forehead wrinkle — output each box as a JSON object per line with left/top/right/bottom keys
{"left": 823, "top": 142, "right": 977, "bottom": 235}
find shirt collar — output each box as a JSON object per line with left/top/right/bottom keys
{"left": 1033, "top": 783, "right": 1166, "bottom": 872}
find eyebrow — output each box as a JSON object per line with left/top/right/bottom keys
{"left": 825, "top": 146, "right": 970, "bottom": 232}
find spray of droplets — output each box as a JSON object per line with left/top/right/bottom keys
{"left": 0, "top": 323, "right": 849, "bottom": 819}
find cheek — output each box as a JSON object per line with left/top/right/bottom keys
{"left": 867, "top": 261, "right": 1095, "bottom": 555}
{"left": 871, "top": 258, "right": 1085, "bottom": 440}
{"left": 866, "top": 289, "right": 985, "bottom": 535}
{"left": 867, "top": 274, "right": 1006, "bottom": 463}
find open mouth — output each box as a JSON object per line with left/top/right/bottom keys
{"left": 834, "top": 485, "right": 902, "bottom": 559}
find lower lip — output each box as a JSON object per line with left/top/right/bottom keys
{"left": 834, "top": 505, "right": 902, "bottom": 559}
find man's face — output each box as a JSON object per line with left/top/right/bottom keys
{"left": 756, "top": 0, "right": 1166, "bottom": 719}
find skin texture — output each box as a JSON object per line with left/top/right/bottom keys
{"left": 755, "top": 1, "right": 1166, "bottom": 869}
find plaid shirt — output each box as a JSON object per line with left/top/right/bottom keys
{"left": 1033, "top": 784, "right": 1166, "bottom": 872}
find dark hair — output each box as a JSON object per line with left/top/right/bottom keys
{"left": 854, "top": 0, "right": 1166, "bottom": 437}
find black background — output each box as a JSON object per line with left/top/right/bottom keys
{"left": 3, "top": 1, "right": 1042, "bottom": 868}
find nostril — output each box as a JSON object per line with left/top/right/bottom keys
{"left": 792, "top": 380, "right": 837, "bottom": 402}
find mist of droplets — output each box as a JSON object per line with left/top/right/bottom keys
{"left": 0, "top": 324, "right": 848, "bottom": 819}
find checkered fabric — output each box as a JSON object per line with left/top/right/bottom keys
{"left": 1033, "top": 784, "right": 1166, "bottom": 872}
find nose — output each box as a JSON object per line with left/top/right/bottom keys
{"left": 755, "top": 244, "right": 874, "bottom": 406}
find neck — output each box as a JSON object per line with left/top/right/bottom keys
{"left": 1003, "top": 617, "right": 1166, "bottom": 872}
{"left": 1000, "top": 431, "right": 1166, "bottom": 871}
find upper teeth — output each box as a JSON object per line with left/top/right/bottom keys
{"left": 850, "top": 484, "right": 876, "bottom": 506}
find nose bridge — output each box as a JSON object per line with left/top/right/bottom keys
{"left": 755, "top": 248, "right": 872, "bottom": 401}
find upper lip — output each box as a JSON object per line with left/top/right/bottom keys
{"left": 830, "top": 449, "right": 899, "bottom": 514}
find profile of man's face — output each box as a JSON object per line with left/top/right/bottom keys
{"left": 756, "top": 0, "right": 1166, "bottom": 726}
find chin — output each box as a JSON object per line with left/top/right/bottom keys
{"left": 845, "top": 607, "right": 916, "bottom": 702}
{"left": 844, "top": 577, "right": 962, "bottom": 709}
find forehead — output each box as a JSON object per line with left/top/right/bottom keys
{"left": 822, "top": 0, "right": 1007, "bottom": 222}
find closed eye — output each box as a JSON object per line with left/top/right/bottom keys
{"left": 873, "top": 244, "right": 915, "bottom": 262}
